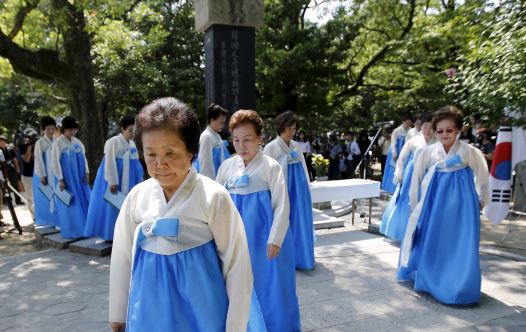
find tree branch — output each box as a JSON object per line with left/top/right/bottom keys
{"left": 362, "top": 83, "right": 410, "bottom": 91}
{"left": 7, "top": 0, "right": 40, "bottom": 40}
{"left": 337, "top": 0, "right": 416, "bottom": 98}
{"left": 0, "top": 29, "right": 72, "bottom": 83}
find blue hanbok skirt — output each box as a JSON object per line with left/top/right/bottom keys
{"left": 231, "top": 190, "right": 300, "bottom": 332}
{"left": 33, "top": 155, "right": 57, "bottom": 227}
{"left": 287, "top": 163, "right": 315, "bottom": 270}
{"left": 397, "top": 166, "right": 481, "bottom": 304}
{"left": 127, "top": 240, "right": 266, "bottom": 332}
{"left": 381, "top": 136, "right": 405, "bottom": 193}
{"left": 212, "top": 144, "right": 231, "bottom": 175}
{"left": 84, "top": 157, "right": 143, "bottom": 240}
{"left": 380, "top": 152, "right": 414, "bottom": 241}
{"left": 54, "top": 151, "right": 91, "bottom": 238}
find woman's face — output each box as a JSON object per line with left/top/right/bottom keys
{"left": 232, "top": 123, "right": 261, "bottom": 165}
{"left": 210, "top": 115, "right": 227, "bottom": 133}
{"left": 63, "top": 128, "right": 78, "bottom": 139}
{"left": 421, "top": 122, "right": 434, "bottom": 142}
{"left": 142, "top": 129, "right": 192, "bottom": 194}
{"left": 122, "top": 125, "right": 135, "bottom": 141}
{"left": 44, "top": 125, "right": 56, "bottom": 139}
{"left": 414, "top": 119, "right": 422, "bottom": 130}
{"left": 299, "top": 132, "right": 305, "bottom": 141}
{"left": 280, "top": 124, "right": 297, "bottom": 142}
{"left": 435, "top": 118, "right": 459, "bottom": 149}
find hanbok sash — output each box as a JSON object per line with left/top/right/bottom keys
{"left": 400, "top": 154, "right": 467, "bottom": 266}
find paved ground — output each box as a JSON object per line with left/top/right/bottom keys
{"left": 1, "top": 193, "right": 525, "bottom": 331}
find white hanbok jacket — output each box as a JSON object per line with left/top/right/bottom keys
{"left": 103, "top": 134, "right": 139, "bottom": 193}
{"left": 109, "top": 169, "right": 254, "bottom": 331}
{"left": 34, "top": 135, "right": 54, "bottom": 179}
{"left": 51, "top": 135, "right": 89, "bottom": 180}
{"left": 390, "top": 125, "right": 409, "bottom": 158}
{"left": 394, "top": 135, "right": 437, "bottom": 183}
{"left": 263, "top": 136, "right": 311, "bottom": 185}
{"left": 198, "top": 126, "right": 225, "bottom": 179}
{"left": 216, "top": 151, "right": 290, "bottom": 247}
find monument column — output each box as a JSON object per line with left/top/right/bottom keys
{"left": 194, "top": 0, "right": 264, "bottom": 114}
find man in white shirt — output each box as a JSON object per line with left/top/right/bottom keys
{"left": 345, "top": 131, "right": 361, "bottom": 178}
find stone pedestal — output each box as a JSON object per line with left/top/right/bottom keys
{"left": 41, "top": 233, "right": 83, "bottom": 250}
{"left": 34, "top": 226, "right": 60, "bottom": 240}
{"left": 69, "top": 237, "right": 112, "bottom": 257}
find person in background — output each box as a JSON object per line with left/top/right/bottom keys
{"left": 344, "top": 131, "right": 361, "bottom": 178}
{"left": 264, "top": 110, "right": 315, "bottom": 270}
{"left": 84, "top": 115, "right": 144, "bottom": 241}
{"left": 479, "top": 130, "right": 495, "bottom": 170}
{"left": 296, "top": 130, "right": 314, "bottom": 181}
{"left": 398, "top": 106, "right": 489, "bottom": 305}
{"left": 327, "top": 134, "right": 342, "bottom": 180}
{"left": 459, "top": 124, "right": 474, "bottom": 144}
{"left": 378, "top": 130, "right": 391, "bottom": 177}
{"left": 406, "top": 115, "right": 422, "bottom": 141}
{"left": 19, "top": 128, "right": 39, "bottom": 220}
{"left": 195, "top": 103, "right": 231, "bottom": 180}
{"left": 33, "top": 116, "right": 57, "bottom": 227}
{"left": 51, "top": 116, "right": 91, "bottom": 239}
{"left": 381, "top": 115, "right": 412, "bottom": 193}
{"left": 217, "top": 109, "right": 300, "bottom": 332}
{"left": 0, "top": 135, "right": 23, "bottom": 205}
{"left": 109, "top": 97, "right": 262, "bottom": 331}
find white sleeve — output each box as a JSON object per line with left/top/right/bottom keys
{"left": 409, "top": 148, "right": 427, "bottom": 210}
{"left": 267, "top": 162, "right": 290, "bottom": 247}
{"left": 208, "top": 189, "right": 253, "bottom": 332}
{"left": 466, "top": 146, "right": 490, "bottom": 205}
{"left": 33, "top": 140, "right": 46, "bottom": 178}
{"left": 51, "top": 140, "right": 63, "bottom": 180}
{"left": 394, "top": 141, "right": 411, "bottom": 183}
{"left": 215, "top": 161, "right": 228, "bottom": 186}
{"left": 263, "top": 142, "right": 278, "bottom": 161}
{"left": 307, "top": 142, "right": 313, "bottom": 154}
{"left": 352, "top": 142, "right": 361, "bottom": 156}
{"left": 199, "top": 134, "right": 216, "bottom": 179}
{"left": 80, "top": 140, "right": 89, "bottom": 174}
{"left": 390, "top": 128, "right": 399, "bottom": 157}
{"left": 108, "top": 192, "right": 137, "bottom": 323}
{"left": 104, "top": 138, "right": 119, "bottom": 185}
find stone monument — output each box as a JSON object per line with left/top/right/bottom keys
{"left": 194, "top": 0, "right": 264, "bottom": 114}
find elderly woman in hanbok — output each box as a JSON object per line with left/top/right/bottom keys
{"left": 109, "top": 98, "right": 264, "bottom": 332}
{"left": 380, "top": 113, "right": 436, "bottom": 241}
{"left": 381, "top": 115, "right": 412, "bottom": 193}
{"left": 51, "top": 116, "right": 91, "bottom": 238}
{"left": 217, "top": 110, "right": 301, "bottom": 332}
{"left": 33, "top": 116, "right": 57, "bottom": 227}
{"left": 398, "top": 106, "right": 489, "bottom": 305}
{"left": 195, "top": 103, "right": 231, "bottom": 179}
{"left": 263, "top": 110, "right": 314, "bottom": 270}
{"left": 84, "top": 115, "right": 144, "bottom": 241}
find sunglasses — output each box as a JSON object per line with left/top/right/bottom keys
{"left": 436, "top": 128, "right": 455, "bottom": 135}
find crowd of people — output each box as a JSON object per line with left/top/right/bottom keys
{"left": 0, "top": 98, "right": 500, "bottom": 331}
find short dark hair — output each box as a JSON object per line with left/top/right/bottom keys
{"left": 119, "top": 115, "right": 136, "bottom": 130}
{"left": 206, "top": 103, "right": 229, "bottom": 124}
{"left": 61, "top": 116, "right": 79, "bottom": 130}
{"left": 432, "top": 106, "right": 463, "bottom": 130}
{"left": 40, "top": 116, "right": 56, "bottom": 130}
{"left": 401, "top": 114, "right": 412, "bottom": 122}
{"left": 421, "top": 112, "right": 433, "bottom": 124}
{"left": 229, "top": 109, "right": 263, "bottom": 136}
{"left": 135, "top": 97, "right": 200, "bottom": 161}
{"left": 275, "top": 110, "right": 299, "bottom": 135}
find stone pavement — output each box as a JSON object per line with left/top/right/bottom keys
{"left": 1, "top": 219, "right": 525, "bottom": 331}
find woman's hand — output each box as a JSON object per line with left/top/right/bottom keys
{"left": 110, "top": 322, "right": 125, "bottom": 332}
{"left": 59, "top": 179, "right": 66, "bottom": 191}
{"left": 40, "top": 176, "right": 47, "bottom": 186}
{"left": 110, "top": 184, "right": 118, "bottom": 194}
{"left": 267, "top": 244, "right": 280, "bottom": 260}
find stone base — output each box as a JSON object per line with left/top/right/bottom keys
{"left": 41, "top": 233, "right": 83, "bottom": 250}
{"left": 34, "top": 226, "right": 60, "bottom": 240}
{"left": 69, "top": 238, "right": 112, "bottom": 257}
{"left": 367, "top": 223, "right": 381, "bottom": 235}
{"left": 313, "top": 202, "right": 332, "bottom": 210}
{"left": 313, "top": 209, "right": 345, "bottom": 230}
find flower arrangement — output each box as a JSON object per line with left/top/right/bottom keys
{"left": 311, "top": 154, "right": 329, "bottom": 177}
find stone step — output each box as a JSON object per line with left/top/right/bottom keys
{"left": 41, "top": 233, "right": 84, "bottom": 249}
{"left": 69, "top": 237, "right": 112, "bottom": 257}
{"left": 313, "top": 209, "right": 345, "bottom": 230}
{"left": 34, "top": 225, "right": 60, "bottom": 240}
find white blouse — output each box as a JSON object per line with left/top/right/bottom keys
{"left": 34, "top": 135, "right": 53, "bottom": 178}
{"left": 109, "top": 169, "right": 253, "bottom": 331}
{"left": 198, "top": 126, "right": 225, "bottom": 179}
{"left": 51, "top": 135, "right": 89, "bottom": 180}
{"left": 216, "top": 151, "right": 290, "bottom": 247}
{"left": 263, "top": 136, "right": 311, "bottom": 185}
{"left": 103, "top": 134, "right": 139, "bottom": 193}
